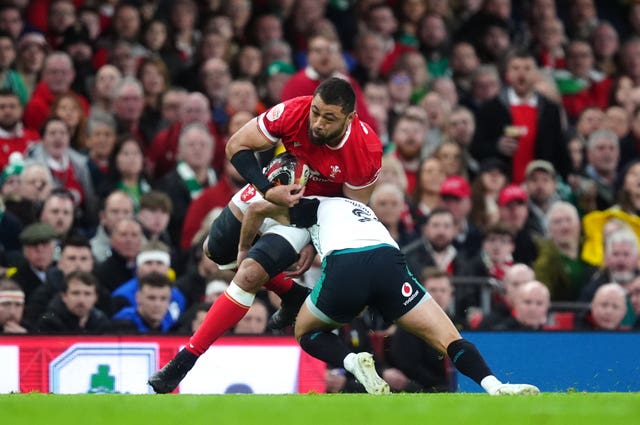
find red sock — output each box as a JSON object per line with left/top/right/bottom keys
{"left": 263, "top": 272, "right": 294, "bottom": 296}
{"left": 186, "top": 292, "right": 250, "bottom": 355}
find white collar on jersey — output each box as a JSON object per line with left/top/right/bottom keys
{"left": 326, "top": 122, "right": 352, "bottom": 150}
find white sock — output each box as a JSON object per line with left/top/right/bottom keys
{"left": 343, "top": 352, "right": 358, "bottom": 373}
{"left": 226, "top": 281, "right": 255, "bottom": 307}
{"left": 481, "top": 375, "right": 503, "bottom": 394}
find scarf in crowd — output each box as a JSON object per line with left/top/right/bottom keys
{"left": 176, "top": 161, "right": 217, "bottom": 199}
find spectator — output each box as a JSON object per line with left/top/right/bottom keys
{"left": 111, "top": 241, "right": 185, "bottom": 327}
{"left": 534, "top": 202, "right": 596, "bottom": 301}
{"left": 575, "top": 283, "right": 629, "bottom": 331}
{"left": 6, "top": 163, "right": 53, "bottom": 227}
{"left": 410, "top": 157, "right": 445, "bottom": 226}
{"left": 136, "top": 56, "right": 170, "bottom": 143}
{"left": 93, "top": 217, "right": 142, "bottom": 293}
{"left": 369, "top": 182, "right": 417, "bottom": 248}
{"left": 0, "top": 278, "right": 28, "bottom": 333}
{"left": 416, "top": 13, "right": 449, "bottom": 78}
{"left": 85, "top": 110, "right": 117, "bottom": 190}
{"left": 439, "top": 175, "right": 483, "bottom": 260}
{"left": 470, "top": 50, "right": 568, "bottom": 184}
{"left": 477, "top": 263, "right": 535, "bottom": 329}
{"left": 260, "top": 60, "right": 295, "bottom": 107}
{"left": 38, "top": 188, "right": 75, "bottom": 239}
{"left": 90, "top": 190, "right": 134, "bottom": 263}
{"left": 389, "top": 114, "right": 426, "bottom": 195}
{"left": 498, "top": 184, "right": 539, "bottom": 265}
{"left": 27, "top": 116, "right": 97, "bottom": 226}
{"left": 460, "top": 64, "right": 501, "bottom": 117}
{"left": 232, "top": 298, "right": 269, "bottom": 335}
{"left": 25, "top": 234, "right": 99, "bottom": 324}
{"left": 15, "top": 32, "right": 48, "bottom": 99}
{"left": 137, "top": 191, "right": 172, "bottom": 246}
{"left": 433, "top": 141, "right": 465, "bottom": 178}
{"left": 580, "top": 229, "right": 640, "bottom": 304}
{"left": 111, "top": 77, "right": 147, "bottom": 147}
{"left": 0, "top": 4, "right": 24, "bottom": 41}
{"left": 0, "top": 89, "right": 40, "bottom": 170}
{"left": 97, "top": 134, "right": 151, "bottom": 208}
{"left": 155, "top": 122, "right": 217, "bottom": 245}
{"left": 493, "top": 280, "right": 551, "bottom": 330}
{"left": 555, "top": 40, "right": 611, "bottom": 123}
{"left": 51, "top": 92, "right": 89, "bottom": 151}
{"left": 23, "top": 51, "right": 88, "bottom": 132}
{"left": 90, "top": 64, "right": 122, "bottom": 114}
{"left": 444, "top": 106, "right": 478, "bottom": 177}
{"left": 402, "top": 207, "right": 462, "bottom": 277}
{"left": 591, "top": 21, "right": 620, "bottom": 76}
{"left": 580, "top": 129, "right": 620, "bottom": 211}
{"left": 36, "top": 270, "right": 109, "bottom": 334}
{"left": 148, "top": 92, "right": 224, "bottom": 180}
{"left": 196, "top": 57, "right": 232, "bottom": 113}
{"left": 469, "top": 158, "right": 508, "bottom": 233}
{"left": 59, "top": 23, "right": 95, "bottom": 100}
{"left": 449, "top": 41, "right": 480, "bottom": 98}
{"left": 112, "top": 272, "right": 175, "bottom": 334}
{"left": 628, "top": 276, "right": 640, "bottom": 329}
{"left": 612, "top": 160, "right": 640, "bottom": 215}
{"left": 0, "top": 31, "right": 28, "bottom": 105}
{"left": 9, "top": 222, "right": 57, "bottom": 302}
{"left": 350, "top": 31, "right": 386, "bottom": 87}
{"left": 524, "top": 160, "right": 560, "bottom": 235}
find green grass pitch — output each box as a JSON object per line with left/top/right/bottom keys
{"left": 1, "top": 393, "right": 639, "bottom": 425}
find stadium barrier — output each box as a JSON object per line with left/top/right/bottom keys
{"left": 1, "top": 332, "right": 637, "bottom": 394}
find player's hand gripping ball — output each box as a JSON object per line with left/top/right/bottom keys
{"left": 265, "top": 152, "right": 311, "bottom": 187}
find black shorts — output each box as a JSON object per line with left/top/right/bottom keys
{"left": 206, "top": 206, "right": 242, "bottom": 267}
{"left": 307, "top": 244, "right": 430, "bottom": 325}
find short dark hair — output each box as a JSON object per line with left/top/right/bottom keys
{"left": 0, "top": 88, "right": 18, "bottom": 98}
{"left": 484, "top": 222, "right": 515, "bottom": 239}
{"left": 139, "top": 272, "right": 172, "bottom": 290}
{"left": 314, "top": 77, "right": 356, "bottom": 114}
{"left": 63, "top": 270, "right": 98, "bottom": 292}
{"left": 61, "top": 234, "right": 91, "bottom": 251}
{"left": 139, "top": 191, "right": 173, "bottom": 214}
{"left": 420, "top": 266, "right": 449, "bottom": 282}
{"left": 424, "top": 207, "right": 454, "bottom": 225}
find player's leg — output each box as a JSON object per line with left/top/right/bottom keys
{"left": 395, "top": 298, "right": 540, "bottom": 395}
{"left": 370, "top": 246, "right": 539, "bottom": 396}
{"left": 259, "top": 224, "right": 313, "bottom": 329}
{"left": 295, "top": 252, "right": 390, "bottom": 395}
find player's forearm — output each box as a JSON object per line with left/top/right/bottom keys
{"left": 239, "top": 204, "right": 266, "bottom": 252}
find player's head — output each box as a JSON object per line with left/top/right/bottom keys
{"left": 309, "top": 77, "right": 356, "bottom": 147}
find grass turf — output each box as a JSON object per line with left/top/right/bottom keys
{"left": 1, "top": 393, "right": 639, "bottom": 425}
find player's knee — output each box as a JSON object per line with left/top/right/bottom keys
{"left": 235, "top": 258, "right": 269, "bottom": 292}
{"left": 246, "top": 233, "right": 298, "bottom": 277}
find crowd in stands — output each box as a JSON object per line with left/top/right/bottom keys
{"left": 1, "top": 0, "right": 640, "bottom": 393}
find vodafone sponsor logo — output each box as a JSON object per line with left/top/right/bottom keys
{"left": 402, "top": 282, "right": 419, "bottom": 306}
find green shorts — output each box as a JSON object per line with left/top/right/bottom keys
{"left": 307, "top": 244, "right": 430, "bottom": 325}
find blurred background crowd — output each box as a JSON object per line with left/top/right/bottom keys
{"left": 0, "top": 0, "right": 640, "bottom": 392}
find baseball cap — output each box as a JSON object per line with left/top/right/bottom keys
{"left": 498, "top": 184, "right": 528, "bottom": 206}
{"left": 525, "top": 160, "right": 556, "bottom": 179}
{"left": 440, "top": 175, "right": 471, "bottom": 198}
{"left": 19, "top": 222, "right": 58, "bottom": 245}
{"left": 265, "top": 61, "right": 296, "bottom": 77}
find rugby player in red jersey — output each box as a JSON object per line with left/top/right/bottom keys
{"left": 149, "top": 77, "right": 383, "bottom": 393}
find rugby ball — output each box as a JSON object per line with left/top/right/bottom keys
{"left": 265, "top": 152, "right": 311, "bottom": 187}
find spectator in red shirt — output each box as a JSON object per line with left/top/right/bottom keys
{"left": 0, "top": 90, "right": 39, "bottom": 170}
{"left": 23, "top": 51, "right": 88, "bottom": 132}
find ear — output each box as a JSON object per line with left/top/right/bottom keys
{"left": 346, "top": 111, "right": 356, "bottom": 123}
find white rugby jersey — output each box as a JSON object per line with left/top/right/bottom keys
{"left": 309, "top": 197, "right": 399, "bottom": 260}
